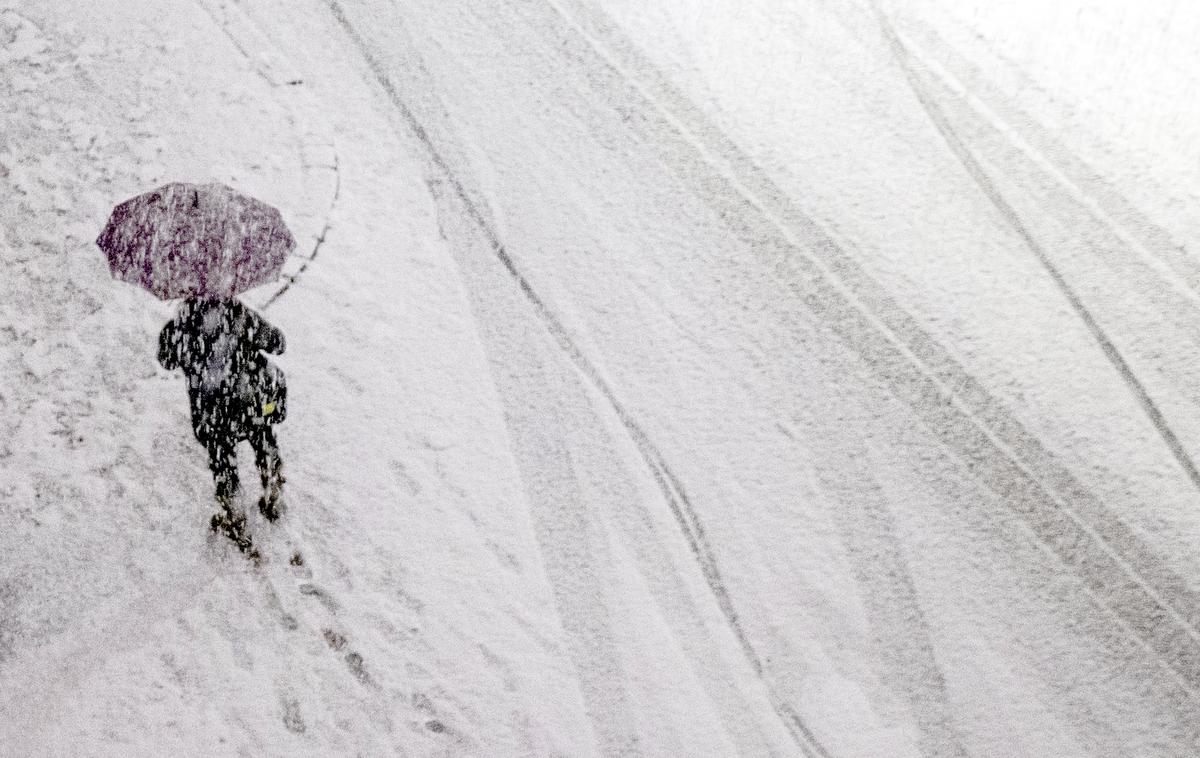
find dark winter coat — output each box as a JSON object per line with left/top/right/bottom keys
{"left": 158, "top": 298, "right": 287, "bottom": 444}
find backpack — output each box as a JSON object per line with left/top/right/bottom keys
{"left": 254, "top": 360, "right": 287, "bottom": 425}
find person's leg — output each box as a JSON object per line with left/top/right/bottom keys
{"left": 205, "top": 432, "right": 239, "bottom": 502}
{"left": 190, "top": 401, "right": 255, "bottom": 555}
{"left": 193, "top": 393, "right": 241, "bottom": 501}
{"left": 251, "top": 425, "right": 280, "bottom": 486}
{"left": 204, "top": 432, "right": 254, "bottom": 553}
{"left": 250, "top": 425, "right": 284, "bottom": 519}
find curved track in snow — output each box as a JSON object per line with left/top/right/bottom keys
{"left": 318, "top": 0, "right": 1200, "bottom": 753}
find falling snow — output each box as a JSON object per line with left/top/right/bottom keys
{"left": 3, "top": 1, "right": 1200, "bottom": 756}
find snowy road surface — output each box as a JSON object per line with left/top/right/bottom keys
{"left": 3, "top": 1, "right": 1200, "bottom": 755}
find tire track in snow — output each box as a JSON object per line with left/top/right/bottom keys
{"left": 872, "top": 12, "right": 1200, "bottom": 438}
{"left": 870, "top": 0, "right": 1200, "bottom": 514}
{"left": 810, "top": 1, "right": 1200, "bottom": 429}
{"left": 529, "top": 0, "right": 1200, "bottom": 711}
{"left": 782, "top": 421, "right": 970, "bottom": 758}
{"left": 518, "top": 4, "right": 962, "bottom": 753}
{"left": 423, "top": 162, "right": 807, "bottom": 751}
{"left": 866, "top": 7, "right": 1200, "bottom": 714}
{"left": 324, "top": 3, "right": 829, "bottom": 756}
{"left": 885, "top": 8, "right": 1200, "bottom": 306}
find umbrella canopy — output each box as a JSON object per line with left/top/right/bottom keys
{"left": 96, "top": 182, "right": 296, "bottom": 300}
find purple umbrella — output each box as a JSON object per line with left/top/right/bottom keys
{"left": 96, "top": 182, "right": 296, "bottom": 300}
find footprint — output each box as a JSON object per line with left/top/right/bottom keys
{"left": 345, "top": 651, "right": 370, "bottom": 685}
{"left": 281, "top": 697, "right": 305, "bottom": 734}
{"left": 322, "top": 628, "right": 346, "bottom": 651}
{"left": 298, "top": 582, "right": 339, "bottom": 614}
{"left": 322, "top": 627, "right": 372, "bottom": 686}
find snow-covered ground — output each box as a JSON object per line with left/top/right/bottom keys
{"left": 3, "top": 1, "right": 1200, "bottom": 755}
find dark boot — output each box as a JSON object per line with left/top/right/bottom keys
{"left": 258, "top": 473, "right": 283, "bottom": 522}
{"left": 211, "top": 495, "right": 256, "bottom": 556}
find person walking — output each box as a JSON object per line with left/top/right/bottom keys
{"left": 158, "top": 297, "right": 288, "bottom": 548}
{"left": 97, "top": 182, "right": 298, "bottom": 556}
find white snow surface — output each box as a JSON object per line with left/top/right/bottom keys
{"left": 3, "top": 1, "right": 1200, "bottom": 756}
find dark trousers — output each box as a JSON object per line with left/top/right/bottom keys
{"left": 204, "top": 424, "right": 282, "bottom": 501}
